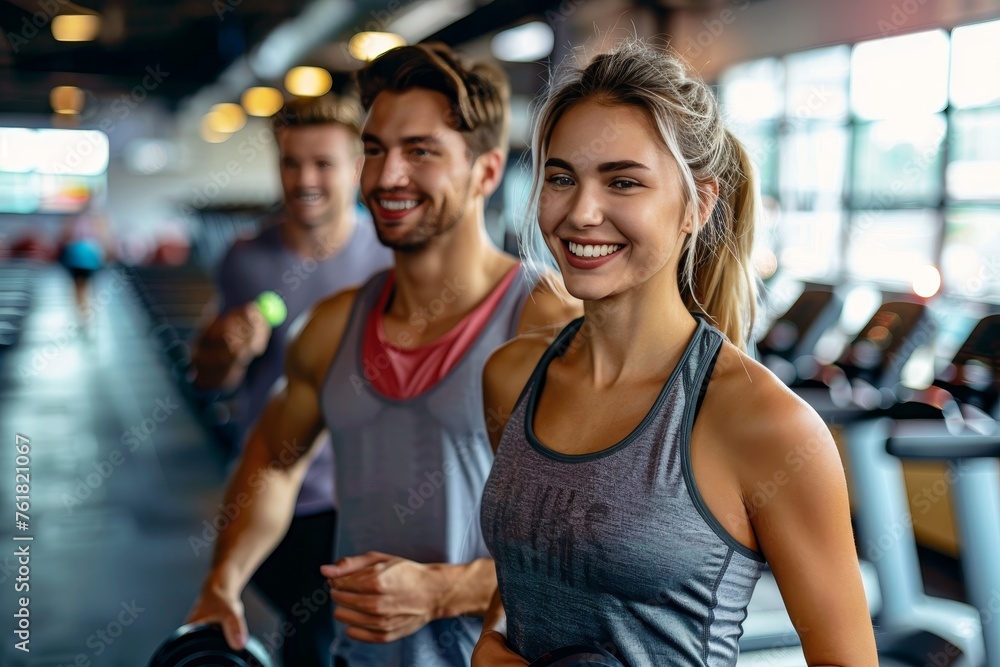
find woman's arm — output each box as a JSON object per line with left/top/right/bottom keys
{"left": 738, "top": 379, "right": 879, "bottom": 666}
{"left": 472, "top": 590, "right": 528, "bottom": 667}
{"left": 474, "top": 333, "right": 558, "bottom": 665}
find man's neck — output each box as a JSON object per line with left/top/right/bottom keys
{"left": 279, "top": 208, "right": 356, "bottom": 260}
{"left": 388, "top": 213, "right": 513, "bottom": 323}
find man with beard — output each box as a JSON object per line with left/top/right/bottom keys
{"left": 187, "top": 43, "right": 579, "bottom": 666}
{"left": 190, "top": 96, "right": 391, "bottom": 667}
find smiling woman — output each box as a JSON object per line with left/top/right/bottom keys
{"left": 475, "top": 39, "right": 879, "bottom": 667}
{"left": 538, "top": 102, "right": 697, "bottom": 292}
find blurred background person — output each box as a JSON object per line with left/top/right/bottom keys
{"left": 189, "top": 95, "right": 392, "bottom": 667}
{"left": 55, "top": 193, "right": 114, "bottom": 335}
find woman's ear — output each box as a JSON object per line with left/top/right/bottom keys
{"left": 684, "top": 179, "right": 720, "bottom": 233}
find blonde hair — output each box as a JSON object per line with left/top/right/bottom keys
{"left": 271, "top": 95, "right": 364, "bottom": 155}
{"left": 523, "top": 39, "right": 759, "bottom": 349}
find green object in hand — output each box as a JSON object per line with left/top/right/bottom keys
{"left": 256, "top": 291, "right": 287, "bottom": 327}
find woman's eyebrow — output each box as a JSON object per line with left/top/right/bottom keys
{"left": 544, "top": 157, "right": 574, "bottom": 171}
{"left": 597, "top": 160, "right": 649, "bottom": 173}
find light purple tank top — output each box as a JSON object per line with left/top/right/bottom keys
{"left": 217, "top": 210, "right": 392, "bottom": 515}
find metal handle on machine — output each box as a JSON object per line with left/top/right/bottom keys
{"left": 886, "top": 421, "right": 1000, "bottom": 667}
{"left": 886, "top": 421, "right": 1000, "bottom": 460}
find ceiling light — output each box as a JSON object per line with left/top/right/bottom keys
{"left": 491, "top": 22, "right": 554, "bottom": 63}
{"left": 284, "top": 67, "right": 332, "bottom": 97}
{"left": 50, "top": 86, "right": 85, "bottom": 114}
{"left": 210, "top": 103, "right": 247, "bottom": 133}
{"left": 241, "top": 87, "right": 284, "bottom": 117}
{"left": 201, "top": 113, "right": 233, "bottom": 143}
{"left": 52, "top": 15, "right": 101, "bottom": 42}
{"left": 348, "top": 32, "right": 406, "bottom": 62}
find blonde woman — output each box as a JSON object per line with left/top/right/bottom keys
{"left": 475, "top": 41, "right": 877, "bottom": 666}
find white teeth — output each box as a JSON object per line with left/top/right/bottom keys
{"left": 379, "top": 199, "right": 419, "bottom": 211}
{"left": 297, "top": 193, "right": 321, "bottom": 202}
{"left": 567, "top": 241, "right": 622, "bottom": 258}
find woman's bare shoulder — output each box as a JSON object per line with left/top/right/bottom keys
{"left": 704, "top": 341, "right": 837, "bottom": 466}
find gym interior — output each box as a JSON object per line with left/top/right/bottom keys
{"left": 1, "top": 0, "right": 1000, "bottom": 665}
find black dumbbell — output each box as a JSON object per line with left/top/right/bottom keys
{"left": 148, "top": 623, "right": 272, "bottom": 667}
{"left": 528, "top": 644, "right": 626, "bottom": 667}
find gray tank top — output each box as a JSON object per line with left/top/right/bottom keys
{"left": 217, "top": 211, "right": 392, "bottom": 515}
{"left": 321, "top": 267, "right": 534, "bottom": 666}
{"left": 481, "top": 316, "right": 765, "bottom": 666}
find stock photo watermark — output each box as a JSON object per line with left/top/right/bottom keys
{"left": 188, "top": 438, "right": 307, "bottom": 556}
{"left": 58, "top": 396, "right": 180, "bottom": 514}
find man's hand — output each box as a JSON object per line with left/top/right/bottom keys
{"left": 220, "top": 302, "right": 272, "bottom": 361}
{"left": 185, "top": 582, "right": 249, "bottom": 651}
{"left": 192, "top": 301, "right": 272, "bottom": 391}
{"left": 321, "top": 552, "right": 449, "bottom": 643}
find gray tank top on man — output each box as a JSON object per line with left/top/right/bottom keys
{"left": 481, "top": 316, "right": 766, "bottom": 666}
{"left": 321, "top": 268, "right": 534, "bottom": 667}
{"left": 217, "top": 211, "right": 391, "bottom": 515}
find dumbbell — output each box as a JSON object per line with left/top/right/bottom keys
{"left": 148, "top": 623, "right": 272, "bottom": 667}
{"left": 528, "top": 644, "right": 626, "bottom": 667}
{"left": 255, "top": 291, "right": 286, "bottom": 327}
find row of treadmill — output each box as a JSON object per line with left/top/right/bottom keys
{"left": 736, "top": 283, "right": 1000, "bottom": 666}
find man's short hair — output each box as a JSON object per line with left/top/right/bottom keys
{"left": 355, "top": 42, "right": 510, "bottom": 159}
{"left": 271, "top": 95, "right": 364, "bottom": 155}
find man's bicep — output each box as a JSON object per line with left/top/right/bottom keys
{"left": 259, "top": 289, "right": 356, "bottom": 465}
{"left": 254, "top": 373, "right": 326, "bottom": 470}
{"left": 517, "top": 278, "right": 582, "bottom": 335}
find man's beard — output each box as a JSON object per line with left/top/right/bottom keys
{"left": 375, "top": 179, "right": 471, "bottom": 252}
{"left": 376, "top": 205, "right": 464, "bottom": 252}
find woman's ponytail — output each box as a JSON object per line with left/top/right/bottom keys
{"left": 680, "top": 130, "right": 759, "bottom": 351}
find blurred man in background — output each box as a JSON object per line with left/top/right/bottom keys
{"left": 190, "top": 95, "right": 392, "bottom": 667}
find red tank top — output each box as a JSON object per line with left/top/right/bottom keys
{"left": 362, "top": 265, "right": 521, "bottom": 399}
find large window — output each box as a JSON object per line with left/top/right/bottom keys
{"left": 0, "top": 128, "right": 109, "bottom": 214}
{"left": 719, "top": 19, "right": 1000, "bottom": 300}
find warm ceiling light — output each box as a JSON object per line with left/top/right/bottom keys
{"left": 201, "top": 113, "right": 233, "bottom": 143}
{"left": 284, "top": 67, "right": 332, "bottom": 97}
{"left": 52, "top": 15, "right": 101, "bottom": 42}
{"left": 210, "top": 103, "right": 247, "bottom": 133}
{"left": 348, "top": 32, "right": 406, "bottom": 61}
{"left": 50, "top": 86, "right": 85, "bottom": 114}
{"left": 241, "top": 87, "right": 284, "bottom": 117}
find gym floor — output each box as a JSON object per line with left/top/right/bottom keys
{"left": 0, "top": 266, "right": 277, "bottom": 667}
{"left": 0, "top": 265, "right": 969, "bottom": 666}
